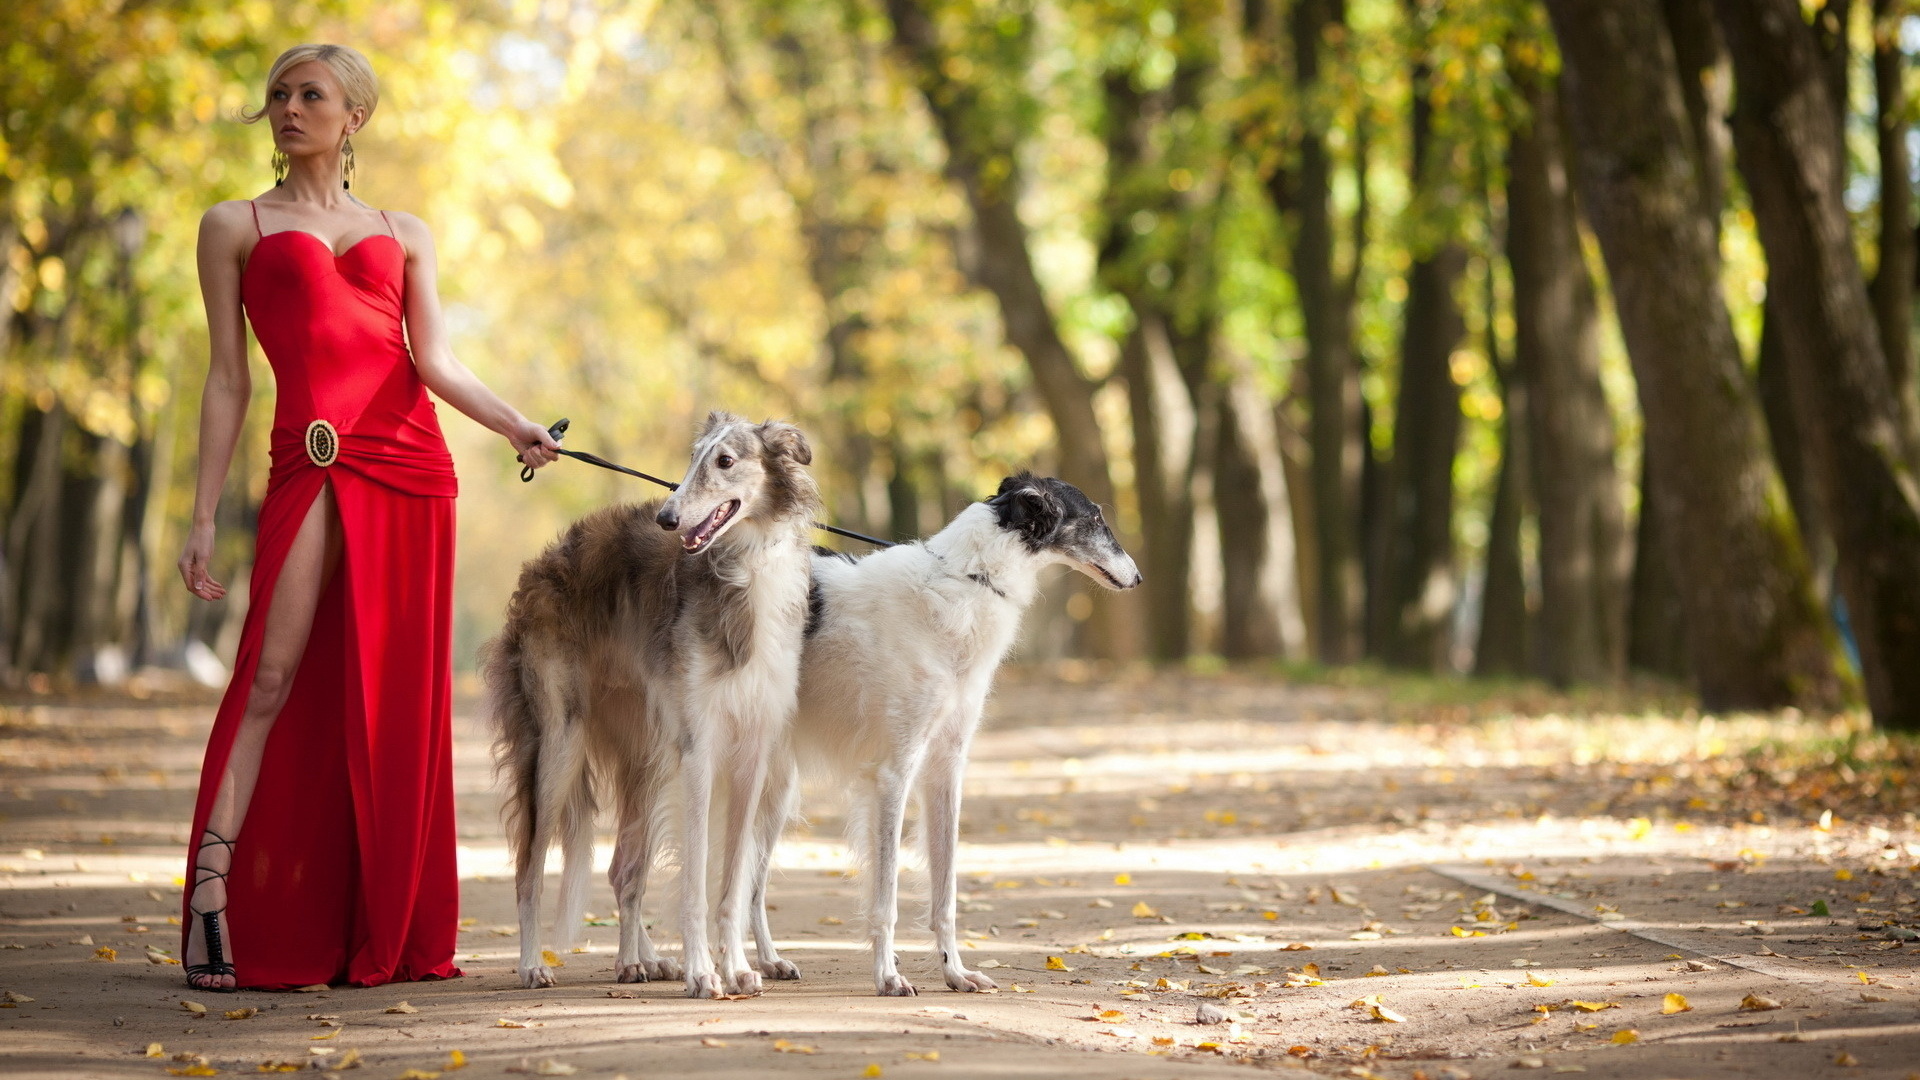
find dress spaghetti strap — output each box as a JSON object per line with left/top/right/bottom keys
{"left": 249, "top": 199, "right": 263, "bottom": 237}
{"left": 379, "top": 210, "right": 396, "bottom": 238}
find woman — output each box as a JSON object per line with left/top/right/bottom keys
{"left": 177, "top": 43, "right": 560, "bottom": 991}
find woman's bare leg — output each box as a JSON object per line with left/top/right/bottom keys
{"left": 186, "top": 486, "right": 342, "bottom": 989}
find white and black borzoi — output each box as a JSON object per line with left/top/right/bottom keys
{"left": 482, "top": 413, "right": 817, "bottom": 998}
{"left": 746, "top": 474, "right": 1142, "bottom": 995}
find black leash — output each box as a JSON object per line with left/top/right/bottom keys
{"left": 518, "top": 418, "right": 897, "bottom": 549}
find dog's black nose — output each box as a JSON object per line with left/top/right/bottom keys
{"left": 655, "top": 505, "right": 680, "bottom": 530}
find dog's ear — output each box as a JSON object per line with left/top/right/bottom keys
{"left": 991, "top": 476, "right": 1061, "bottom": 542}
{"left": 698, "top": 410, "right": 740, "bottom": 438}
{"left": 759, "top": 421, "right": 813, "bottom": 465}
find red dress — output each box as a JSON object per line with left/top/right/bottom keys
{"left": 179, "top": 201, "right": 463, "bottom": 988}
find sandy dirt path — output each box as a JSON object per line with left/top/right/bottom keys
{"left": 2, "top": 670, "right": 1917, "bottom": 1079}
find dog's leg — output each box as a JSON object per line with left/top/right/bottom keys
{"left": 512, "top": 660, "right": 580, "bottom": 990}
{"left": 676, "top": 706, "right": 724, "bottom": 999}
{"left": 551, "top": 791, "right": 595, "bottom": 957}
{"left": 924, "top": 729, "right": 994, "bottom": 992}
{"left": 714, "top": 726, "right": 772, "bottom": 996}
{"left": 750, "top": 757, "right": 801, "bottom": 980}
{"left": 608, "top": 776, "right": 679, "bottom": 983}
{"left": 868, "top": 742, "right": 930, "bottom": 996}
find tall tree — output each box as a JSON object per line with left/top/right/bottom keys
{"left": 1542, "top": 0, "right": 1842, "bottom": 710}
{"left": 1504, "top": 42, "right": 1628, "bottom": 685}
{"left": 1371, "top": 0, "right": 1468, "bottom": 670}
{"left": 1869, "top": 0, "right": 1918, "bottom": 447}
{"left": 1715, "top": 0, "right": 1920, "bottom": 730}
{"left": 1266, "top": 0, "right": 1369, "bottom": 663}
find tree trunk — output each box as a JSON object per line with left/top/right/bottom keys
{"left": 1279, "top": 0, "right": 1367, "bottom": 664}
{"left": 1475, "top": 372, "right": 1532, "bottom": 678}
{"left": 1627, "top": 449, "right": 1690, "bottom": 679}
{"left": 886, "top": 0, "right": 1137, "bottom": 659}
{"left": 1373, "top": 35, "right": 1467, "bottom": 671}
{"left": 1505, "top": 56, "right": 1629, "bottom": 685}
{"left": 1755, "top": 307, "right": 1835, "bottom": 601}
{"left": 1716, "top": 0, "right": 1920, "bottom": 729}
{"left": 1544, "top": 0, "right": 1842, "bottom": 710}
{"left": 1870, "top": 0, "right": 1918, "bottom": 446}
{"left": 1216, "top": 360, "right": 1306, "bottom": 660}
{"left": 1661, "top": 0, "right": 1733, "bottom": 226}
{"left": 1120, "top": 312, "right": 1199, "bottom": 658}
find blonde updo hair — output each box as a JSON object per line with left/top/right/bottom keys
{"left": 240, "top": 44, "right": 380, "bottom": 126}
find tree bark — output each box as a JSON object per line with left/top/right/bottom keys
{"left": 1505, "top": 57, "right": 1628, "bottom": 685}
{"left": 1278, "top": 0, "right": 1367, "bottom": 664}
{"left": 1372, "top": 31, "right": 1467, "bottom": 671}
{"left": 1217, "top": 360, "right": 1307, "bottom": 659}
{"left": 1544, "top": 0, "right": 1842, "bottom": 710}
{"left": 1715, "top": 0, "right": 1920, "bottom": 729}
{"left": 886, "top": 0, "right": 1137, "bottom": 658}
{"left": 1627, "top": 449, "right": 1690, "bottom": 679}
{"left": 1474, "top": 369, "right": 1532, "bottom": 678}
{"left": 1119, "top": 311, "right": 1199, "bottom": 658}
{"left": 1870, "top": 0, "right": 1918, "bottom": 445}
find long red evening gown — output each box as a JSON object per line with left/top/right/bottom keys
{"left": 179, "top": 200, "right": 463, "bottom": 989}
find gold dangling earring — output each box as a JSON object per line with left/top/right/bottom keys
{"left": 341, "top": 137, "right": 355, "bottom": 191}
{"left": 272, "top": 149, "right": 288, "bottom": 187}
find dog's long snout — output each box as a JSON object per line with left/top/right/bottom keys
{"left": 655, "top": 504, "right": 680, "bottom": 530}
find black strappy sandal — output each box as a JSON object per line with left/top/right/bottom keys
{"left": 185, "top": 830, "right": 238, "bottom": 993}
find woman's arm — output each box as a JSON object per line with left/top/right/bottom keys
{"left": 391, "top": 212, "right": 560, "bottom": 470}
{"left": 178, "top": 203, "right": 256, "bottom": 602}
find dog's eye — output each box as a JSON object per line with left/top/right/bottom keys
{"left": 717, "top": 454, "right": 735, "bottom": 469}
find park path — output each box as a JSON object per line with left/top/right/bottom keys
{"left": 2, "top": 669, "right": 1917, "bottom": 1079}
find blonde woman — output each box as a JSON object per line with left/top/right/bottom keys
{"left": 177, "top": 43, "right": 559, "bottom": 991}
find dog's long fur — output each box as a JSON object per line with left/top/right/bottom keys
{"left": 748, "top": 474, "right": 1142, "bottom": 995}
{"left": 482, "top": 413, "right": 818, "bottom": 998}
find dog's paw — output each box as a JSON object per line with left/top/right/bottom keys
{"left": 614, "top": 962, "right": 652, "bottom": 984}
{"left": 725, "top": 968, "right": 764, "bottom": 996}
{"left": 876, "top": 973, "right": 919, "bottom": 997}
{"left": 684, "top": 971, "right": 725, "bottom": 999}
{"left": 759, "top": 957, "right": 802, "bottom": 980}
{"left": 945, "top": 969, "right": 998, "bottom": 992}
{"left": 519, "top": 965, "right": 558, "bottom": 989}
{"left": 648, "top": 957, "right": 683, "bottom": 981}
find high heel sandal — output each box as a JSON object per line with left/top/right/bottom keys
{"left": 185, "top": 830, "right": 238, "bottom": 993}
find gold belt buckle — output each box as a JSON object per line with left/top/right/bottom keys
{"left": 305, "top": 419, "right": 339, "bottom": 467}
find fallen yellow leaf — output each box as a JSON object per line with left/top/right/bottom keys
{"left": 1569, "top": 1000, "right": 1619, "bottom": 1012}
{"left": 540, "top": 949, "right": 565, "bottom": 967}
{"left": 1130, "top": 901, "right": 1157, "bottom": 918}
{"left": 1045, "top": 956, "right": 1073, "bottom": 971}
{"left": 1835, "top": 1051, "right": 1860, "bottom": 1066}
{"left": 257, "top": 1061, "right": 304, "bottom": 1073}
{"left": 93, "top": 946, "right": 117, "bottom": 962}
{"left": 224, "top": 1007, "right": 258, "bottom": 1020}
{"left": 496, "top": 1018, "right": 529, "bottom": 1028}
{"left": 700, "top": 1038, "right": 727, "bottom": 1048}
{"left": 1613, "top": 1029, "right": 1639, "bottom": 1044}
{"left": 1114, "top": 873, "right": 1132, "bottom": 886}
{"left": 147, "top": 1043, "right": 166, "bottom": 1058}
{"left": 1741, "top": 993, "right": 1783, "bottom": 1011}
{"left": 771, "top": 1039, "right": 817, "bottom": 1054}
{"left": 394, "top": 1071, "right": 440, "bottom": 1080}
{"left": 863, "top": 1066, "right": 883, "bottom": 1078}
{"left": 181, "top": 1000, "right": 207, "bottom": 1015}
{"left": 326, "top": 1048, "right": 362, "bottom": 1071}
{"left": 166, "top": 1067, "right": 218, "bottom": 1077}
{"left": 1835, "top": 869, "right": 1854, "bottom": 882}
{"left": 1662, "top": 993, "right": 1692, "bottom": 1014}
{"left": 385, "top": 1001, "right": 418, "bottom": 1014}
{"left": 1528, "top": 973, "right": 1556, "bottom": 987}
{"left": 444, "top": 1051, "right": 466, "bottom": 1071}
{"left": 905, "top": 1050, "right": 940, "bottom": 1061}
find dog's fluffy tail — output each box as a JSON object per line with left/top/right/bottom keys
{"left": 480, "top": 621, "right": 544, "bottom": 900}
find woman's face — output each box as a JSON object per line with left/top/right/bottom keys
{"left": 266, "top": 60, "right": 364, "bottom": 155}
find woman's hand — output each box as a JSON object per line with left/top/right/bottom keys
{"left": 178, "top": 522, "right": 227, "bottom": 601}
{"left": 508, "top": 418, "right": 562, "bottom": 472}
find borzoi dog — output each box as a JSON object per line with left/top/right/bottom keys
{"left": 747, "top": 474, "right": 1142, "bottom": 995}
{"left": 483, "top": 413, "right": 817, "bottom": 998}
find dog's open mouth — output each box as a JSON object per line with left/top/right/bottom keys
{"left": 682, "top": 499, "right": 741, "bottom": 554}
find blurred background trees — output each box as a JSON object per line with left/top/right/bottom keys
{"left": 4, "top": 0, "right": 1919, "bottom": 729}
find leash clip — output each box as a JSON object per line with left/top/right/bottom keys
{"left": 519, "top": 417, "right": 571, "bottom": 482}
